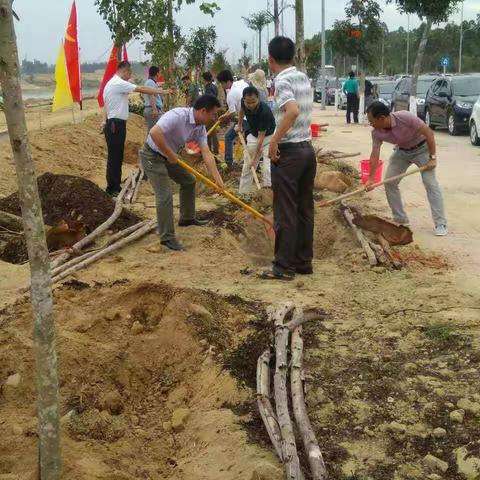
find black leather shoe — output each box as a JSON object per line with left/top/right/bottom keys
{"left": 161, "top": 239, "right": 185, "bottom": 251}
{"left": 178, "top": 218, "right": 209, "bottom": 227}
{"left": 296, "top": 266, "right": 313, "bottom": 275}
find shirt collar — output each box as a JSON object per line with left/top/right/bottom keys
{"left": 188, "top": 108, "right": 196, "bottom": 125}
{"left": 276, "top": 66, "right": 296, "bottom": 79}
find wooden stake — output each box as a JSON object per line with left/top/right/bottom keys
{"left": 291, "top": 320, "right": 328, "bottom": 480}
{"left": 273, "top": 303, "right": 304, "bottom": 479}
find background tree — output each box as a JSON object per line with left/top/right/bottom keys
{"left": 242, "top": 11, "right": 272, "bottom": 62}
{"left": 184, "top": 26, "right": 217, "bottom": 76}
{"left": 386, "top": 0, "right": 463, "bottom": 114}
{"left": 266, "top": 0, "right": 292, "bottom": 36}
{"left": 210, "top": 49, "right": 231, "bottom": 74}
{"left": 295, "top": 0, "right": 306, "bottom": 71}
{"left": 0, "top": 1, "right": 61, "bottom": 478}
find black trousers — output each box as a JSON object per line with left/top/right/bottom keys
{"left": 346, "top": 93, "right": 359, "bottom": 124}
{"left": 271, "top": 141, "right": 317, "bottom": 275}
{"left": 104, "top": 118, "right": 127, "bottom": 194}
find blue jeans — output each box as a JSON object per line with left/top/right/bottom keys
{"left": 225, "top": 120, "right": 248, "bottom": 165}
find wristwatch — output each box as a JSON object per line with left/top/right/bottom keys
{"left": 429, "top": 155, "right": 437, "bottom": 160}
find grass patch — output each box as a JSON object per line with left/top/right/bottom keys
{"left": 426, "top": 321, "right": 455, "bottom": 342}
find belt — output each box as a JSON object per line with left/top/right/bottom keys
{"left": 279, "top": 140, "right": 312, "bottom": 149}
{"left": 399, "top": 139, "right": 426, "bottom": 152}
{"left": 145, "top": 142, "right": 167, "bottom": 160}
{"left": 107, "top": 118, "right": 126, "bottom": 123}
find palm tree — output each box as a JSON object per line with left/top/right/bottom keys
{"left": 242, "top": 11, "right": 272, "bottom": 61}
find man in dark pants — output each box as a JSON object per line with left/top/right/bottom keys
{"left": 261, "top": 36, "right": 316, "bottom": 281}
{"left": 343, "top": 71, "right": 359, "bottom": 124}
{"left": 202, "top": 71, "right": 220, "bottom": 157}
{"left": 102, "top": 61, "right": 168, "bottom": 196}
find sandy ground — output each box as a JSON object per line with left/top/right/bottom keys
{"left": 1, "top": 105, "right": 480, "bottom": 480}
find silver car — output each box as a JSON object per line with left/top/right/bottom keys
{"left": 469, "top": 95, "right": 480, "bottom": 146}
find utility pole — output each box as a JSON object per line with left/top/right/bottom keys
{"left": 459, "top": 0, "right": 464, "bottom": 73}
{"left": 320, "top": 0, "right": 326, "bottom": 110}
{"left": 406, "top": 14, "right": 410, "bottom": 74}
{"left": 281, "top": 0, "right": 285, "bottom": 35}
{"left": 381, "top": 31, "right": 385, "bottom": 74}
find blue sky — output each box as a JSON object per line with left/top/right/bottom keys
{"left": 14, "top": 0, "right": 478, "bottom": 64}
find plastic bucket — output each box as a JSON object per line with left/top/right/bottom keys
{"left": 218, "top": 140, "right": 225, "bottom": 154}
{"left": 311, "top": 123, "right": 321, "bottom": 137}
{"left": 361, "top": 159, "right": 384, "bottom": 184}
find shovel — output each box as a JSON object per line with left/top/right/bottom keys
{"left": 319, "top": 165, "right": 430, "bottom": 207}
{"left": 237, "top": 131, "right": 262, "bottom": 190}
{"left": 207, "top": 112, "right": 230, "bottom": 136}
{"left": 176, "top": 157, "right": 275, "bottom": 239}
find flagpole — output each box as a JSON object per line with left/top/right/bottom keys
{"left": 75, "top": 0, "right": 83, "bottom": 114}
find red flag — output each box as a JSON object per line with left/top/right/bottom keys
{"left": 122, "top": 44, "right": 129, "bottom": 62}
{"left": 64, "top": 1, "right": 81, "bottom": 103}
{"left": 97, "top": 44, "right": 121, "bottom": 107}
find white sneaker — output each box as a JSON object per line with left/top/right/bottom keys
{"left": 434, "top": 225, "right": 448, "bottom": 236}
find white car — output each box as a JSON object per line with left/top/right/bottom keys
{"left": 470, "top": 95, "right": 480, "bottom": 146}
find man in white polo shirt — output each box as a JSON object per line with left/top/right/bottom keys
{"left": 217, "top": 70, "right": 250, "bottom": 168}
{"left": 102, "top": 61, "right": 169, "bottom": 196}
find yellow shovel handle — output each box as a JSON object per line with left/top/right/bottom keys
{"left": 207, "top": 112, "right": 230, "bottom": 136}
{"left": 176, "top": 158, "right": 272, "bottom": 227}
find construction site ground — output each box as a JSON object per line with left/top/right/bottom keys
{"left": 0, "top": 105, "right": 479, "bottom": 480}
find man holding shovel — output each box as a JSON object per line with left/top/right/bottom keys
{"left": 366, "top": 101, "right": 448, "bottom": 236}
{"left": 139, "top": 94, "right": 224, "bottom": 251}
{"left": 236, "top": 86, "right": 275, "bottom": 195}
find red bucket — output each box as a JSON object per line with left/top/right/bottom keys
{"left": 310, "top": 123, "right": 320, "bottom": 137}
{"left": 361, "top": 159, "right": 384, "bottom": 184}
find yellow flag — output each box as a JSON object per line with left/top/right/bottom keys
{"left": 52, "top": 42, "right": 73, "bottom": 112}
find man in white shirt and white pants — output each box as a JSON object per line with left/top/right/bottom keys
{"left": 102, "top": 61, "right": 169, "bottom": 196}
{"left": 217, "top": 70, "right": 249, "bottom": 168}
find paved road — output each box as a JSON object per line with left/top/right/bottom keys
{"left": 312, "top": 105, "right": 480, "bottom": 277}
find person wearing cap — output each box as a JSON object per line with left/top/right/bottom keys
{"left": 236, "top": 86, "right": 275, "bottom": 195}
{"left": 366, "top": 101, "right": 447, "bottom": 237}
{"left": 248, "top": 69, "right": 269, "bottom": 102}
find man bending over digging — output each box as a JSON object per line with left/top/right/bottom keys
{"left": 139, "top": 94, "right": 224, "bottom": 252}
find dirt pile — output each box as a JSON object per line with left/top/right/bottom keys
{"left": 0, "top": 279, "right": 279, "bottom": 480}
{"left": 0, "top": 173, "right": 141, "bottom": 264}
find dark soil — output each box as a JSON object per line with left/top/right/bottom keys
{"left": 0, "top": 173, "right": 141, "bottom": 264}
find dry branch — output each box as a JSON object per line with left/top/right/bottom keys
{"left": 132, "top": 169, "right": 145, "bottom": 203}
{"left": 274, "top": 303, "right": 304, "bottom": 479}
{"left": 341, "top": 204, "right": 378, "bottom": 266}
{"left": 378, "top": 234, "right": 402, "bottom": 270}
{"left": 257, "top": 351, "right": 284, "bottom": 461}
{"left": 284, "top": 309, "right": 328, "bottom": 331}
{"left": 0, "top": 210, "right": 24, "bottom": 232}
{"left": 49, "top": 176, "right": 133, "bottom": 270}
{"left": 291, "top": 322, "right": 328, "bottom": 480}
{"left": 51, "top": 220, "right": 156, "bottom": 284}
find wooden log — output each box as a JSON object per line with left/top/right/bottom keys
{"left": 284, "top": 309, "right": 328, "bottom": 331}
{"left": 50, "top": 220, "right": 156, "bottom": 285}
{"left": 291, "top": 321, "right": 328, "bottom": 480}
{"left": 131, "top": 169, "right": 145, "bottom": 204}
{"left": 273, "top": 303, "right": 304, "bottom": 479}
{"left": 368, "top": 240, "right": 389, "bottom": 265}
{"left": 257, "top": 350, "right": 284, "bottom": 461}
{"left": 378, "top": 233, "right": 402, "bottom": 270}
{"left": 125, "top": 169, "right": 138, "bottom": 204}
{"left": 51, "top": 221, "right": 147, "bottom": 276}
{"left": 50, "top": 176, "right": 133, "bottom": 270}
{"left": 0, "top": 210, "right": 24, "bottom": 232}
{"left": 341, "top": 204, "right": 378, "bottom": 266}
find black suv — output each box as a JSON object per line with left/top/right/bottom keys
{"left": 424, "top": 75, "right": 480, "bottom": 135}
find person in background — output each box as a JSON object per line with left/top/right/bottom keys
{"left": 236, "top": 86, "right": 275, "bottom": 195}
{"left": 248, "top": 69, "right": 269, "bottom": 102}
{"left": 343, "top": 71, "right": 359, "bottom": 124}
{"left": 202, "top": 71, "right": 220, "bottom": 158}
{"left": 261, "top": 36, "right": 316, "bottom": 281}
{"left": 102, "top": 61, "right": 168, "bottom": 197}
{"left": 366, "top": 101, "right": 447, "bottom": 236}
{"left": 143, "top": 66, "right": 168, "bottom": 130}
{"left": 364, "top": 78, "right": 374, "bottom": 111}
{"left": 139, "top": 94, "right": 225, "bottom": 252}
{"left": 182, "top": 75, "right": 199, "bottom": 107}
{"left": 216, "top": 69, "right": 250, "bottom": 168}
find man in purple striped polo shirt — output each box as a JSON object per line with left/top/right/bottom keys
{"left": 139, "top": 95, "right": 224, "bottom": 251}
{"left": 366, "top": 102, "right": 447, "bottom": 237}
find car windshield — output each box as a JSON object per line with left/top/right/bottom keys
{"left": 453, "top": 77, "right": 480, "bottom": 96}
{"left": 377, "top": 83, "right": 395, "bottom": 95}
{"left": 417, "top": 79, "right": 435, "bottom": 95}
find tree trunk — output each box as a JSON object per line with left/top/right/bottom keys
{"left": 410, "top": 18, "right": 432, "bottom": 117}
{"left": 258, "top": 29, "right": 262, "bottom": 62}
{"left": 295, "top": 0, "right": 306, "bottom": 72}
{"left": 273, "top": 0, "right": 280, "bottom": 36}
{"left": 0, "top": 2, "right": 61, "bottom": 479}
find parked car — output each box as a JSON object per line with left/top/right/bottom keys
{"left": 424, "top": 74, "right": 480, "bottom": 135}
{"left": 391, "top": 75, "right": 439, "bottom": 119}
{"left": 375, "top": 81, "right": 397, "bottom": 107}
{"left": 314, "top": 77, "right": 338, "bottom": 105}
{"left": 469, "top": 95, "right": 480, "bottom": 145}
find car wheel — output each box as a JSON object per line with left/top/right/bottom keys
{"left": 425, "top": 109, "right": 436, "bottom": 130}
{"left": 471, "top": 121, "right": 480, "bottom": 146}
{"left": 448, "top": 112, "right": 459, "bottom": 136}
